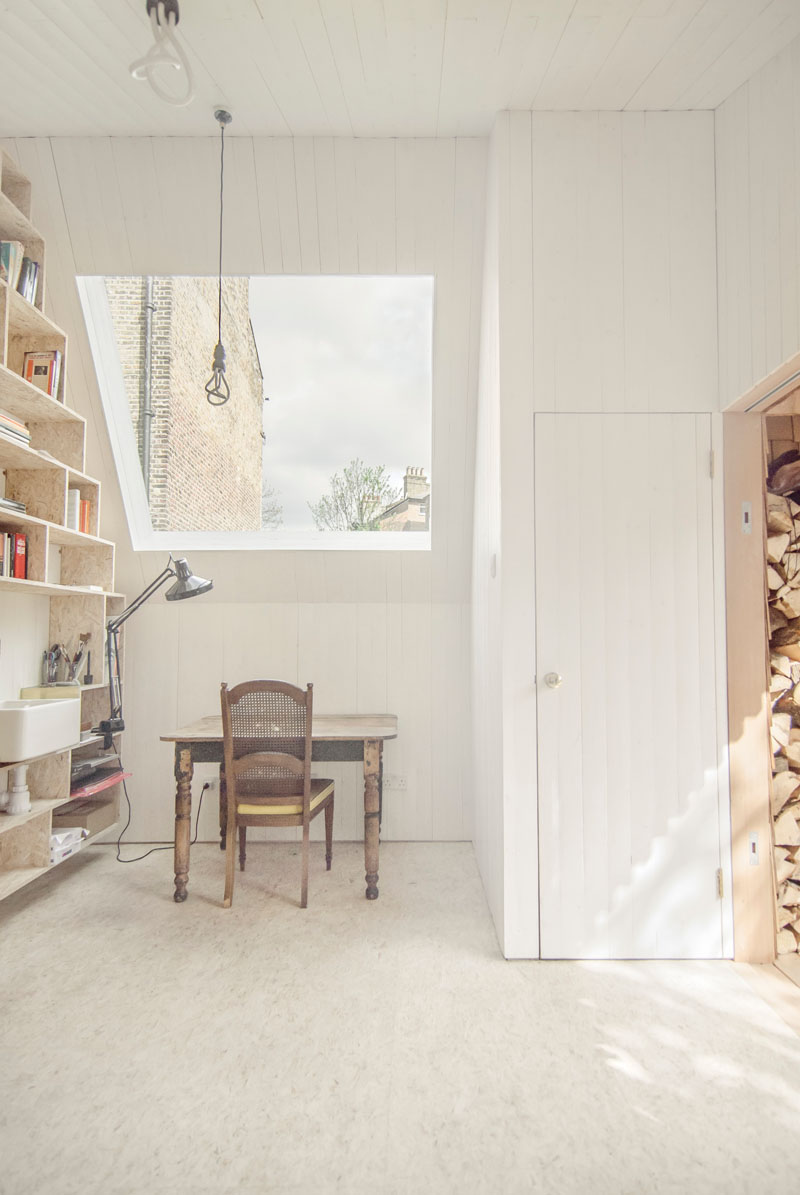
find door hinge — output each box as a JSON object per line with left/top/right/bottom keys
{"left": 716, "top": 868, "right": 724, "bottom": 899}
{"left": 709, "top": 449, "right": 715, "bottom": 479}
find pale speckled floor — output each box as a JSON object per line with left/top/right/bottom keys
{"left": 2, "top": 841, "right": 800, "bottom": 1195}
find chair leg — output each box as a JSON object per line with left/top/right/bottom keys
{"left": 223, "top": 820, "right": 236, "bottom": 908}
{"left": 324, "top": 798, "right": 333, "bottom": 871}
{"left": 301, "top": 823, "right": 310, "bottom": 908}
{"left": 219, "top": 769, "right": 226, "bottom": 850}
{"left": 239, "top": 824, "right": 247, "bottom": 871}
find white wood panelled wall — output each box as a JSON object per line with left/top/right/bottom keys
{"left": 0, "top": 135, "right": 486, "bottom": 846}
{"left": 716, "top": 36, "right": 800, "bottom": 410}
{"left": 471, "top": 111, "right": 722, "bottom": 957}
{"left": 524, "top": 110, "right": 718, "bottom": 414}
{"left": 0, "top": 593, "right": 49, "bottom": 706}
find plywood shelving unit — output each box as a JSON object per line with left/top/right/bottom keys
{"left": 0, "top": 149, "right": 123, "bottom": 900}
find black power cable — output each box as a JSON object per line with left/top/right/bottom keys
{"left": 102, "top": 744, "right": 210, "bottom": 863}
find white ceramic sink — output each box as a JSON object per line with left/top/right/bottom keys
{"left": 0, "top": 698, "right": 81, "bottom": 762}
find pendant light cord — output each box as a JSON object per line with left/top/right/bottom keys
{"left": 205, "top": 108, "right": 232, "bottom": 406}
{"left": 217, "top": 118, "right": 225, "bottom": 343}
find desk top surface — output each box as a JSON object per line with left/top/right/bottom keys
{"left": 161, "top": 713, "right": 398, "bottom": 744}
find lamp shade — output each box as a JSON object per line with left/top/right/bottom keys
{"left": 165, "top": 557, "right": 213, "bottom": 601}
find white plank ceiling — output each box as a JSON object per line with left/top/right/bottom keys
{"left": 1, "top": 0, "right": 800, "bottom": 137}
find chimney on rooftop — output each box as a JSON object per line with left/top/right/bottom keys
{"left": 403, "top": 466, "right": 429, "bottom": 500}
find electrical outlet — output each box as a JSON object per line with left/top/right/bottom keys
{"left": 384, "top": 774, "right": 407, "bottom": 791}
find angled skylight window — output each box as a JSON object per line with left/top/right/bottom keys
{"left": 78, "top": 275, "right": 433, "bottom": 551}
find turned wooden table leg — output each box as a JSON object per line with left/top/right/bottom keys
{"left": 173, "top": 744, "right": 193, "bottom": 903}
{"left": 364, "top": 739, "right": 381, "bottom": 900}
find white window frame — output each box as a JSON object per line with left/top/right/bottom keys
{"left": 77, "top": 276, "right": 432, "bottom": 553}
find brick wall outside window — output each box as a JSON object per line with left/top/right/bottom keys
{"left": 105, "top": 276, "right": 264, "bottom": 531}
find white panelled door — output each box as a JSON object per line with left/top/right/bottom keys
{"left": 535, "top": 414, "right": 728, "bottom": 959}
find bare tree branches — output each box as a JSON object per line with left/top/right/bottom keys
{"left": 261, "top": 478, "right": 283, "bottom": 528}
{"left": 308, "top": 458, "right": 400, "bottom": 531}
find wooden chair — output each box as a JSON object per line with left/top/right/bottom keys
{"left": 220, "top": 680, "right": 334, "bottom": 908}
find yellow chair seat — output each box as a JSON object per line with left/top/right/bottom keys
{"left": 237, "top": 779, "right": 334, "bottom": 816}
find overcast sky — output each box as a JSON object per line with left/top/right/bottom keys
{"left": 249, "top": 275, "right": 433, "bottom": 531}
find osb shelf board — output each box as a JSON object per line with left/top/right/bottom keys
{"left": 0, "top": 363, "right": 80, "bottom": 426}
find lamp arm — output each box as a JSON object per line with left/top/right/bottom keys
{"left": 107, "top": 625, "right": 122, "bottom": 720}
{"left": 106, "top": 566, "right": 175, "bottom": 633}
{"left": 100, "top": 563, "right": 174, "bottom": 747}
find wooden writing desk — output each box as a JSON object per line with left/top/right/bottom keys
{"left": 161, "top": 714, "right": 398, "bottom": 903}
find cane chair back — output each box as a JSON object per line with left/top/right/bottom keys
{"left": 220, "top": 680, "right": 334, "bottom": 908}
{"left": 224, "top": 680, "right": 310, "bottom": 802}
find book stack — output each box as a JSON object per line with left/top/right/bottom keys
{"left": 16, "top": 256, "right": 40, "bottom": 305}
{"left": 22, "top": 350, "right": 62, "bottom": 399}
{"left": 0, "top": 407, "right": 31, "bottom": 447}
{"left": 0, "top": 495, "right": 25, "bottom": 515}
{"left": 0, "top": 531, "right": 27, "bottom": 578}
{"left": 0, "top": 240, "right": 24, "bottom": 289}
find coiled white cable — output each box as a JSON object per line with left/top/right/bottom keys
{"left": 129, "top": 2, "right": 195, "bottom": 108}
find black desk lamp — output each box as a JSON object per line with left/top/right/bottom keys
{"left": 99, "top": 555, "right": 213, "bottom": 748}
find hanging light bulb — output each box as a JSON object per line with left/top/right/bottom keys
{"left": 129, "top": 1, "right": 195, "bottom": 108}
{"left": 206, "top": 342, "right": 229, "bottom": 405}
{"left": 205, "top": 109, "right": 233, "bottom": 406}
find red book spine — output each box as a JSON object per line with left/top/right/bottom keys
{"left": 79, "top": 499, "right": 91, "bottom": 534}
{"left": 12, "top": 532, "right": 26, "bottom": 579}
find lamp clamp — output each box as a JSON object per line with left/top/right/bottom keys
{"left": 98, "top": 717, "right": 126, "bottom": 750}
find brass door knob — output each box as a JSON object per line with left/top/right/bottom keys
{"left": 544, "top": 672, "right": 563, "bottom": 689}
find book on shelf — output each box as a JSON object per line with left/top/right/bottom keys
{"left": 70, "top": 755, "right": 121, "bottom": 787}
{"left": 0, "top": 495, "right": 26, "bottom": 514}
{"left": 16, "top": 256, "right": 40, "bottom": 305}
{"left": 0, "top": 240, "right": 24, "bottom": 288}
{"left": 66, "top": 487, "right": 80, "bottom": 530}
{"left": 1, "top": 532, "right": 13, "bottom": 578}
{"left": 12, "top": 532, "right": 27, "bottom": 579}
{"left": 0, "top": 407, "right": 31, "bottom": 445}
{"left": 0, "top": 426, "right": 31, "bottom": 447}
{"left": 22, "top": 350, "right": 61, "bottom": 399}
{"left": 0, "top": 531, "right": 27, "bottom": 579}
{"left": 0, "top": 407, "right": 29, "bottom": 435}
{"left": 69, "top": 771, "right": 131, "bottom": 801}
{"left": 79, "top": 499, "right": 91, "bottom": 534}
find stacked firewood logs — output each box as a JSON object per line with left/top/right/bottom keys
{"left": 766, "top": 483, "right": 800, "bottom": 953}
